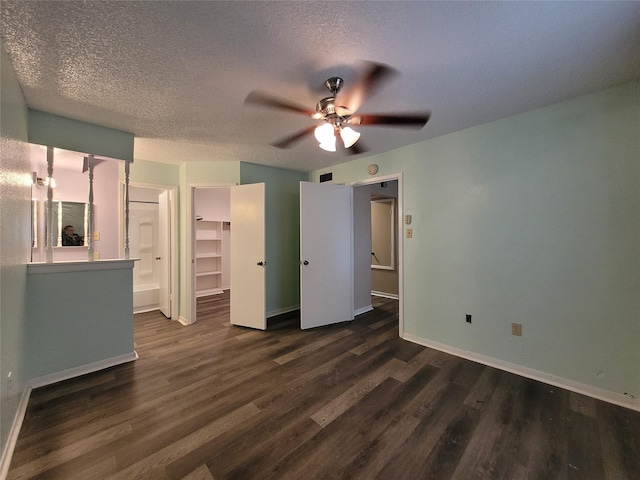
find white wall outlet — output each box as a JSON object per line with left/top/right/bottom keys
{"left": 405, "top": 215, "right": 412, "bottom": 225}
{"left": 93, "top": 251, "right": 100, "bottom": 260}
{"left": 406, "top": 228, "right": 413, "bottom": 239}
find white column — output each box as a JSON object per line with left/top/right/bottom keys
{"left": 124, "top": 160, "right": 130, "bottom": 259}
{"left": 87, "top": 155, "right": 95, "bottom": 261}
{"left": 45, "top": 146, "right": 54, "bottom": 263}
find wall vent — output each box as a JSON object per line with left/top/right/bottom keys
{"left": 320, "top": 172, "right": 333, "bottom": 183}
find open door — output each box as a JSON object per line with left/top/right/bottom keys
{"left": 158, "top": 190, "right": 171, "bottom": 318}
{"left": 230, "top": 183, "right": 266, "bottom": 330}
{"left": 300, "top": 181, "right": 353, "bottom": 329}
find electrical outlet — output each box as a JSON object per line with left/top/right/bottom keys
{"left": 466, "top": 314, "right": 472, "bottom": 324}
{"left": 406, "top": 228, "right": 413, "bottom": 238}
{"left": 405, "top": 215, "right": 412, "bottom": 225}
{"left": 512, "top": 323, "right": 522, "bottom": 336}
{"left": 93, "top": 251, "right": 100, "bottom": 260}
{"left": 93, "top": 231, "right": 100, "bottom": 241}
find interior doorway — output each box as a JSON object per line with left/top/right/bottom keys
{"left": 352, "top": 175, "right": 403, "bottom": 336}
{"left": 125, "top": 182, "right": 178, "bottom": 320}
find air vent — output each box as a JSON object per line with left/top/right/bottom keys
{"left": 320, "top": 172, "right": 333, "bottom": 183}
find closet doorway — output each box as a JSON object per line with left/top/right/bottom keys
{"left": 190, "top": 186, "right": 231, "bottom": 324}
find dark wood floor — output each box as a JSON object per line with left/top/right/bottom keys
{"left": 8, "top": 292, "right": 640, "bottom": 480}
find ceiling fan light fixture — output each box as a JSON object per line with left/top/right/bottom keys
{"left": 340, "top": 126, "right": 360, "bottom": 148}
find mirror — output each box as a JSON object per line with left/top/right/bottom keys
{"left": 371, "top": 198, "right": 395, "bottom": 270}
{"left": 45, "top": 201, "right": 89, "bottom": 247}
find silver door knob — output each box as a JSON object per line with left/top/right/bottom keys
{"left": 303, "top": 260, "right": 309, "bottom": 266}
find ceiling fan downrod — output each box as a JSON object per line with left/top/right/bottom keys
{"left": 314, "top": 77, "right": 346, "bottom": 120}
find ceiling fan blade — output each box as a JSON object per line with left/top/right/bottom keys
{"left": 271, "top": 126, "right": 317, "bottom": 149}
{"left": 353, "top": 112, "right": 431, "bottom": 129}
{"left": 344, "top": 61, "right": 399, "bottom": 112}
{"left": 347, "top": 139, "right": 368, "bottom": 155}
{"left": 245, "top": 91, "right": 316, "bottom": 117}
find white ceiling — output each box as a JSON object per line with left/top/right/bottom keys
{"left": 2, "top": 1, "right": 639, "bottom": 172}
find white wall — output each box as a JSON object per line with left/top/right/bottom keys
{"left": 195, "top": 187, "right": 230, "bottom": 222}
{"left": 313, "top": 83, "right": 640, "bottom": 408}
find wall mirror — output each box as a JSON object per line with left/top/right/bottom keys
{"left": 44, "top": 200, "right": 89, "bottom": 247}
{"left": 371, "top": 197, "right": 395, "bottom": 270}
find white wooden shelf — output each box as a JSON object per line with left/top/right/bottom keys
{"left": 195, "top": 220, "right": 225, "bottom": 298}
{"left": 196, "top": 253, "right": 222, "bottom": 259}
{"left": 196, "top": 271, "right": 222, "bottom": 277}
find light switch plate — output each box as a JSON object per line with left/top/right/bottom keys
{"left": 406, "top": 228, "right": 413, "bottom": 238}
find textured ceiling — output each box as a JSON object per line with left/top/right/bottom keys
{"left": 2, "top": 1, "right": 639, "bottom": 172}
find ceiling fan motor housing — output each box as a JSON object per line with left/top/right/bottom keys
{"left": 316, "top": 97, "right": 337, "bottom": 117}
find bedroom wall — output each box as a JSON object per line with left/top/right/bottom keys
{"left": 240, "top": 162, "right": 307, "bottom": 316}
{"left": 0, "top": 37, "right": 31, "bottom": 460}
{"left": 312, "top": 83, "right": 640, "bottom": 407}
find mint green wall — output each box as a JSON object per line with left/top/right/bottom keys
{"left": 0, "top": 38, "right": 31, "bottom": 454}
{"left": 26, "top": 268, "right": 135, "bottom": 379}
{"left": 314, "top": 83, "right": 640, "bottom": 399}
{"left": 128, "top": 158, "right": 180, "bottom": 187}
{"left": 28, "top": 110, "right": 134, "bottom": 162}
{"left": 240, "top": 162, "right": 307, "bottom": 314}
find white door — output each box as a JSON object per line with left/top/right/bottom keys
{"left": 300, "top": 182, "right": 354, "bottom": 329}
{"left": 230, "top": 183, "right": 266, "bottom": 330}
{"left": 158, "top": 190, "right": 171, "bottom": 318}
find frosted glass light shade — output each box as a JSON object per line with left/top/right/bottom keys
{"left": 315, "top": 123, "right": 336, "bottom": 152}
{"left": 318, "top": 138, "right": 336, "bottom": 152}
{"left": 315, "top": 123, "right": 334, "bottom": 143}
{"left": 340, "top": 127, "right": 360, "bottom": 148}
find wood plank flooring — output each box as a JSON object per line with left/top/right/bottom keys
{"left": 8, "top": 292, "right": 640, "bottom": 479}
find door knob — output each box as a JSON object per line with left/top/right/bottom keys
{"left": 303, "top": 260, "right": 309, "bottom": 265}
{"left": 155, "top": 257, "right": 161, "bottom": 260}
{"left": 257, "top": 261, "right": 265, "bottom": 266}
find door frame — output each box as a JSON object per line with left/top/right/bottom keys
{"left": 187, "top": 183, "right": 234, "bottom": 325}
{"left": 120, "top": 181, "right": 178, "bottom": 321}
{"left": 348, "top": 173, "right": 404, "bottom": 337}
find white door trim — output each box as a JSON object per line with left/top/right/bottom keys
{"left": 348, "top": 173, "right": 404, "bottom": 338}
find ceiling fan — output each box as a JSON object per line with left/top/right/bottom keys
{"left": 244, "top": 62, "right": 431, "bottom": 154}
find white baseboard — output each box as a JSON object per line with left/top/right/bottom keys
{"left": 403, "top": 333, "right": 639, "bottom": 412}
{"left": 267, "top": 305, "right": 299, "bottom": 318}
{"left": 354, "top": 305, "right": 374, "bottom": 316}
{"left": 0, "top": 386, "right": 31, "bottom": 480}
{"left": 27, "top": 351, "right": 138, "bottom": 390}
{"left": 371, "top": 291, "right": 399, "bottom": 300}
{"left": 177, "top": 315, "right": 191, "bottom": 326}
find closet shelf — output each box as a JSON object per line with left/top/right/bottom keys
{"left": 196, "top": 253, "right": 222, "bottom": 259}
{"left": 196, "top": 271, "right": 222, "bottom": 277}
{"left": 196, "top": 287, "right": 224, "bottom": 297}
